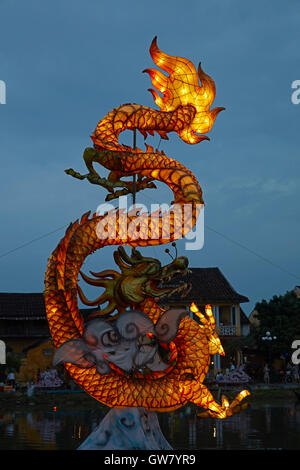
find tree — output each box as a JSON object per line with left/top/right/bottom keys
{"left": 253, "top": 290, "right": 300, "bottom": 359}
{"left": 223, "top": 334, "right": 256, "bottom": 357}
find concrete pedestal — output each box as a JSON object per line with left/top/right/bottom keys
{"left": 78, "top": 407, "right": 172, "bottom": 450}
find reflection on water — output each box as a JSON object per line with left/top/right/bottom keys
{"left": 0, "top": 404, "right": 300, "bottom": 450}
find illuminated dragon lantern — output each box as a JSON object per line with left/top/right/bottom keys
{"left": 44, "top": 38, "right": 250, "bottom": 418}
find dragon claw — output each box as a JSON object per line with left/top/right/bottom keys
{"left": 197, "top": 390, "right": 250, "bottom": 419}
{"left": 66, "top": 153, "right": 156, "bottom": 199}
{"left": 103, "top": 177, "right": 157, "bottom": 201}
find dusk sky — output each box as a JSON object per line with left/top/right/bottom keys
{"left": 1, "top": 0, "right": 299, "bottom": 315}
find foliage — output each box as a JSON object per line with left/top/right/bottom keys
{"left": 253, "top": 291, "right": 300, "bottom": 358}
{"left": 223, "top": 334, "right": 257, "bottom": 356}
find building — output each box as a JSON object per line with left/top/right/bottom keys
{"left": 293, "top": 286, "right": 300, "bottom": 299}
{"left": 0, "top": 293, "right": 49, "bottom": 355}
{"left": 240, "top": 308, "right": 251, "bottom": 336}
{"left": 248, "top": 308, "right": 260, "bottom": 329}
{"left": 0, "top": 267, "right": 249, "bottom": 382}
{"left": 0, "top": 293, "right": 94, "bottom": 385}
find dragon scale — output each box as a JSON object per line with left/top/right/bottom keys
{"left": 44, "top": 38, "right": 250, "bottom": 417}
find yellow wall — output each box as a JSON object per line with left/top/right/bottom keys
{"left": 16, "top": 339, "right": 55, "bottom": 385}
{"left": 5, "top": 338, "right": 38, "bottom": 354}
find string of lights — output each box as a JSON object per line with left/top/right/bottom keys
{"left": 1, "top": 196, "right": 298, "bottom": 282}
{"left": 0, "top": 224, "right": 69, "bottom": 260}
{"left": 137, "top": 189, "right": 300, "bottom": 282}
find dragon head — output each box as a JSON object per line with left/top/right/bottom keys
{"left": 78, "top": 246, "right": 190, "bottom": 320}
{"left": 144, "top": 37, "right": 225, "bottom": 145}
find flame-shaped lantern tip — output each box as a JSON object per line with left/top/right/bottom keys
{"left": 205, "top": 304, "right": 213, "bottom": 316}
{"left": 150, "top": 35, "right": 158, "bottom": 52}
{"left": 190, "top": 302, "right": 198, "bottom": 313}
{"left": 211, "top": 107, "right": 226, "bottom": 119}
{"left": 145, "top": 37, "right": 225, "bottom": 144}
{"left": 240, "top": 390, "right": 251, "bottom": 399}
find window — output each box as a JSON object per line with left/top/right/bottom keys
{"left": 231, "top": 307, "right": 236, "bottom": 326}
{"left": 219, "top": 307, "right": 224, "bottom": 325}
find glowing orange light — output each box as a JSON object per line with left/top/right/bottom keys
{"left": 144, "top": 37, "right": 225, "bottom": 144}
{"left": 205, "top": 304, "right": 213, "bottom": 316}
{"left": 240, "top": 390, "right": 250, "bottom": 399}
{"left": 190, "top": 302, "right": 199, "bottom": 313}
{"left": 44, "top": 38, "right": 249, "bottom": 419}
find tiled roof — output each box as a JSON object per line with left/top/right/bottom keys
{"left": 240, "top": 308, "right": 250, "bottom": 324}
{"left": 0, "top": 292, "right": 96, "bottom": 320}
{"left": 0, "top": 267, "right": 248, "bottom": 320}
{"left": 161, "top": 268, "right": 249, "bottom": 304}
{"left": 0, "top": 293, "right": 46, "bottom": 319}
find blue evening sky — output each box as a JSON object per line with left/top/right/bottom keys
{"left": 0, "top": 0, "right": 299, "bottom": 315}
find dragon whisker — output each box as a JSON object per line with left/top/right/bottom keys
{"left": 77, "top": 285, "right": 109, "bottom": 307}
{"left": 79, "top": 271, "right": 110, "bottom": 287}
{"left": 89, "top": 269, "right": 121, "bottom": 279}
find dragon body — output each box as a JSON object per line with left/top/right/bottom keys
{"left": 44, "top": 38, "right": 249, "bottom": 417}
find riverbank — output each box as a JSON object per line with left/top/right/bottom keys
{"left": 0, "top": 384, "right": 299, "bottom": 410}
{"left": 216, "top": 383, "right": 300, "bottom": 405}
{"left": 0, "top": 390, "right": 99, "bottom": 410}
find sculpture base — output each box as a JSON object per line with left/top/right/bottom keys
{"left": 78, "top": 407, "right": 172, "bottom": 450}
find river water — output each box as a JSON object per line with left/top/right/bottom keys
{"left": 0, "top": 403, "right": 300, "bottom": 450}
